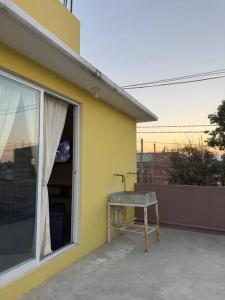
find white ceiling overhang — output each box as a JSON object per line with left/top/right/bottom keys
{"left": 0, "top": 0, "right": 157, "bottom": 122}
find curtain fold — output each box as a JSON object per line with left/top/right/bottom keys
{"left": 22, "top": 88, "right": 39, "bottom": 172}
{"left": 0, "top": 77, "right": 21, "bottom": 160}
{"left": 40, "top": 94, "right": 68, "bottom": 257}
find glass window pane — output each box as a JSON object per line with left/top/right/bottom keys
{"left": 0, "top": 76, "right": 40, "bottom": 273}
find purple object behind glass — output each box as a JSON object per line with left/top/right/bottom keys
{"left": 55, "top": 140, "right": 70, "bottom": 162}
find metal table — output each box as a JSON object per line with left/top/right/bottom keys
{"left": 107, "top": 192, "right": 160, "bottom": 252}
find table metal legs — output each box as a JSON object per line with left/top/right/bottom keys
{"left": 144, "top": 206, "right": 149, "bottom": 252}
{"left": 107, "top": 202, "right": 160, "bottom": 252}
{"left": 107, "top": 203, "right": 111, "bottom": 243}
{"left": 155, "top": 202, "right": 160, "bottom": 243}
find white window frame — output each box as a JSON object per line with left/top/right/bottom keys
{"left": 0, "top": 69, "right": 81, "bottom": 286}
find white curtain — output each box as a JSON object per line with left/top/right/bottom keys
{"left": 40, "top": 94, "right": 68, "bottom": 257}
{"left": 0, "top": 77, "right": 21, "bottom": 160}
{"left": 22, "top": 88, "right": 39, "bottom": 172}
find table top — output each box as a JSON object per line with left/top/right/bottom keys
{"left": 108, "top": 201, "right": 157, "bottom": 207}
{"left": 108, "top": 192, "right": 157, "bottom": 207}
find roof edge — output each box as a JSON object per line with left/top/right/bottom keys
{"left": 0, "top": 0, "right": 157, "bottom": 122}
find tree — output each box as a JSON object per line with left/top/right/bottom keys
{"left": 219, "top": 154, "right": 225, "bottom": 186}
{"left": 207, "top": 100, "right": 225, "bottom": 150}
{"left": 168, "top": 146, "right": 220, "bottom": 186}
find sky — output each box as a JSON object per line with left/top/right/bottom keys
{"left": 74, "top": 0, "right": 225, "bottom": 152}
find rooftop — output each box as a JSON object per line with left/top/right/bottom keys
{"left": 22, "top": 228, "right": 225, "bottom": 300}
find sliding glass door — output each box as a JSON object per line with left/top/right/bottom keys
{"left": 0, "top": 72, "right": 80, "bottom": 284}
{"left": 0, "top": 75, "right": 40, "bottom": 274}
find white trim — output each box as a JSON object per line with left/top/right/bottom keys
{"left": 0, "top": 260, "right": 36, "bottom": 287}
{"left": 0, "top": 69, "right": 81, "bottom": 107}
{"left": 44, "top": 89, "right": 80, "bottom": 107}
{"left": 40, "top": 243, "right": 76, "bottom": 265}
{"left": 71, "top": 105, "right": 81, "bottom": 244}
{"left": 0, "top": 69, "right": 42, "bottom": 92}
{"left": 35, "top": 90, "right": 44, "bottom": 260}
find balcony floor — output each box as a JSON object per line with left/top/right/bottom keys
{"left": 22, "top": 228, "right": 225, "bottom": 300}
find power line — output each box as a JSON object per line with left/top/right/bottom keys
{"left": 137, "top": 140, "right": 181, "bottom": 144}
{"left": 122, "top": 68, "right": 225, "bottom": 88}
{"left": 124, "top": 69, "right": 225, "bottom": 87}
{"left": 137, "top": 140, "right": 199, "bottom": 145}
{"left": 137, "top": 124, "right": 216, "bottom": 129}
{"left": 124, "top": 75, "right": 225, "bottom": 89}
{"left": 137, "top": 131, "right": 208, "bottom": 134}
{"left": 0, "top": 106, "right": 38, "bottom": 117}
{"left": 136, "top": 140, "right": 211, "bottom": 147}
{"left": 0, "top": 104, "right": 37, "bottom": 113}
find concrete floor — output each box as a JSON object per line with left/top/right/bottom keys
{"left": 22, "top": 228, "right": 225, "bottom": 300}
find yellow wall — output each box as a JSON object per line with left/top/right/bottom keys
{"left": 0, "top": 43, "right": 136, "bottom": 300}
{"left": 12, "top": 0, "right": 80, "bottom": 53}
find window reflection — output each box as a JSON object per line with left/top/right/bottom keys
{"left": 0, "top": 76, "right": 39, "bottom": 273}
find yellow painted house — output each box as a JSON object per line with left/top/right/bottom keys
{"left": 0, "top": 1, "right": 157, "bottom": 299}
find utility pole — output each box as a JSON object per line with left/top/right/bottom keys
{"left": 140, "top": 139, "right": 144, "bottom": 183}
{"left": 151, "top": 149, "right": 155, "bottom": 185}
{"left": 141, "top": 138, "right": 144, "bottom": 156}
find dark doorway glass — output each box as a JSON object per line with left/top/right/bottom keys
{"left": 48, "top": 105, "right": 73, "bottom": 251}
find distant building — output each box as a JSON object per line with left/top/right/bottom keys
{"left": 14, "top": 147, "right": 36, "bottom": 181}
{"left": 0, "top": 162, "right": 14, "bottom": 181}
{"left": 137, "top": 152, "right": 172, "bottom": 184}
